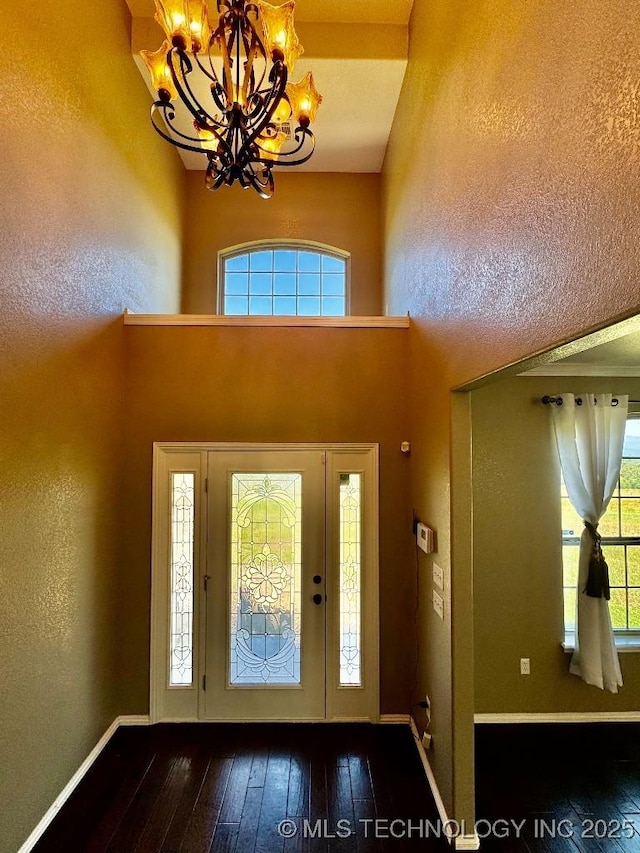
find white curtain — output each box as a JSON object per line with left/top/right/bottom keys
{"left": 550, "top": 393, "right": 628, "bottom": 693}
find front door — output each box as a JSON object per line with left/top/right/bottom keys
{"left": 150, "top": 443, "right": 379, "bottom": 723}
{"left": 204, "top": 450, "right": 326, "bottom": 720}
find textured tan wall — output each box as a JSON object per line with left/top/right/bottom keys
{"left": 181, "top": 172, "right": 382, "bottom": 315}
{"left": 473, "top": 375, "right": 640, "bottom": 713}
{"left": 122, "top": 326, "right": 412, "bottom": 714}
{"left": 0, "top": 3, "right": 184, "bottom": 849}
{"left": 383, "top": 0, "right": 640, "bottom": 827}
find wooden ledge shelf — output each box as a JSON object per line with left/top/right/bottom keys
{"left": 123, "top": 312, "right": 410, "bottom": 329}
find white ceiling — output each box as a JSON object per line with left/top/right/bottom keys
{"left": 521, "top": 329, "right": 640, "bottom": 377}
{"left": 126, "top": 0, "right": 412, "bottom": 173}
{"left": 125, "top": 0, "right": 414, "bottom": 25}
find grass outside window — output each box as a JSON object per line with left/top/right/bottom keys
{"left": 562, "top": 416, "right": 640, "bottom": 638}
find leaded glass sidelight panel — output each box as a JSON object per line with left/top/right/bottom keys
{"left": 229, "top": 473, "right": 302, "bottom": 685}
{"left": 339, "top": 473, "right": 362, "bottom": 686}
{"left": 170, "top": 473, "right": 195, "bottom": 686}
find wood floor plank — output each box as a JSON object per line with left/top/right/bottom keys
{"left": 352, "top": 799, "right": 381, "bottom": 853}
{"left": 348, "top": 756, "right": 373, "bottom": 802}
{"left": 180, "top": 756, "right": 233, "bottom": 853}
{"left": 235, "top": 785, "right": 264, "bottom": 853}
{"left": 161, "top": 748, "right": 212, "bottom": 852}
{"left": 217, "top": 755, "right": 253, "bottom": 825}
{"left": 209, "top": 823, "right": 240, "bottom": 853}
{"left": 309, "top": 745, "right": 329, "bottom": 853}
{"left": 255, "top": 750, "right": 292, "bottom": 853}
{"left": 134, "top": 749, "right": 199, "bottom": 852}
{"left": 85, "top": 753, "right": 157, "bottom": 853}
{"left": 327, "top": 764, "right": 356, "bottom": 853}
{"left": 287, "top": 753, "right": 311, "bottom": 818}
{"left": 106, "top": 751, "right": 179, "bottom": 852}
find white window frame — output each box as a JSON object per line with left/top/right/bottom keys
{"left": 217, "top": 239, "right": 351, "bottom": 316}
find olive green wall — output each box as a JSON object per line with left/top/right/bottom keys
{"left": 122, "top": 326, "right": 412, "bottom": 715}
{"left": 472, "top": 375, "right": 640, "bottom": 714}
{"left": 383, "top": 0, "right": 640, "bottom": 829}
{"left": 0, "top": 3, "right": 184, "bottom": 850}
{"left": 181, "top": 172, "right": 382, "bottom": 316}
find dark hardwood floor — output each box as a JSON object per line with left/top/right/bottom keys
{"left": 33, "top": 723, "right": 449, "bottom": 852}
{"left": 476, "top": 723, "right": 640, "bottom": 853}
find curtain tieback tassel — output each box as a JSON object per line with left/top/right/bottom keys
{"left": 584, "top": 521, "right": 611, "bottom": 600}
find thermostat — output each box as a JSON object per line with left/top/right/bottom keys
{"left": 417, "top": 523, "right": 435, "bottom": 554}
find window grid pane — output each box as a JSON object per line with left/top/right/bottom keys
{"left": 562, "top": 421, "right": 640, "bottom": 635}
{"left": 223, "top": 248, "right": 347, "bottom": 316}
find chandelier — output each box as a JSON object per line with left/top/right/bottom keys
{"left": 140, "top": 0, "right": 322, "bottom": 198}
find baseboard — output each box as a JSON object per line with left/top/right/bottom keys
{"left": 475, "top": 711, "right": 640, "bottom": 724}
{"left": 408, "top": 718, "right": 480, "bottom": 851}
{"left": 118, "top": 714, "right": 152, "bottom": 726}
{"left": 17, "top": 715, "right": 150, "bottom": 853}
{"left": 379, "top": 713, "right": 411, "bottom": 724}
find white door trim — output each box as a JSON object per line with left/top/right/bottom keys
{"left": 150, "top": 442, "right": 379, "bottom": 724}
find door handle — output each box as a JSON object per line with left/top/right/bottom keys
{"left": 313, "top": 575, "right": 322, "bottom": 584}
{"left": 312, "top": 593, "right": 323, "bottom": 605}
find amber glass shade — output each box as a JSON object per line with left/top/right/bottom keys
{"left": 257, "top": 130, "right": 288, "bottom": 160}
{"left": 272, "top": 95, "right": 292, "bottom": 124}
{"left": 257, "top": 0, "right": 304, "bottom": 72}
{"left": 140, "top": 42, "right": 178, "bottom": 100}
{"left": 286, "top": 72, "right": 322, "bottom": 124}
{"left": 154, "top": 0, "right": 191, "bottom": 49}
{"left": 196, "top": 125, "right": 217, "bottom": 151}
{"left": 187, "top": 0, "right": 212, "bottom": 52}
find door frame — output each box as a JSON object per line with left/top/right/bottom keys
{"left": 150, "top": 442, "right": 379, "bottom": 724}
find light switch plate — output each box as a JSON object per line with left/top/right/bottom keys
{"left": 432, "top": 590, "right": 444, "bottom": 620}
{"left": 432, "top": 563, "right": 444, "bottom": 590}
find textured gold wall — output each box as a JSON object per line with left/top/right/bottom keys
{"left": 0, "top": 3, "right": 184, "bottom": 849}
{"left": 181, "top": 172, "right": 382, "bottom": 315}
{"left": 473, "top": 375, "right": 640, "bottom": 713}
{"left": 122, "top": 326, "right": 412, "bottom": 714}
{"left": 383, "top": 0, "right": 640, "bottom": 828}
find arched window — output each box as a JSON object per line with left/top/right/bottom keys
{"left": 219, "top": 242, "right": 349, "bottom": 316}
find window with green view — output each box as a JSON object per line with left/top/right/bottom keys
{"left": 562, "top": 414, "right": 640, "bottom": 635}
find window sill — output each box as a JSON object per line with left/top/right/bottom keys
{"left": 563, "top": 634, "right": 640, "bottom": 653}
{"left": 123, "top": 311, "right": 410, "bottom": 329}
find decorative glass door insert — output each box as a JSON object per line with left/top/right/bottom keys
{"left": 230, "top": 473, "right": 302, "bottom": 685}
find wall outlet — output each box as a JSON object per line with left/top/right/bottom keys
{"left": 520, "top": 657, "right": 531, "bottom": 675}
{"left": 432, "top": 563, "right": 444, "bottom": 590}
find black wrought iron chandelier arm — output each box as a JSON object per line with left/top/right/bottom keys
{"left": 167, "top": 49, "right": 220, "bottom": 128}
{"left": 237, "top": 62, "right": 288, "bottom": 163}
{"left": 150, "top": 103, "right": 211, "bottom": 154}
{"left": 192, "top": 48, "right": 222, "bottom": 88}
{"left": 242, "top": 159, "right": 274, "bottom": 199}
{"left": 256, "top": 126, "right": 316, "bottom": 168}
{"left": 240, "top": 22, "right": 268, "bottom": 103}
{"left": 150, "top": 101, "right": 234, "bottom": 161}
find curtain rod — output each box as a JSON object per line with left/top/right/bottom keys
{"left": 541, "top": 395, "right": 640, "bottom": 407}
